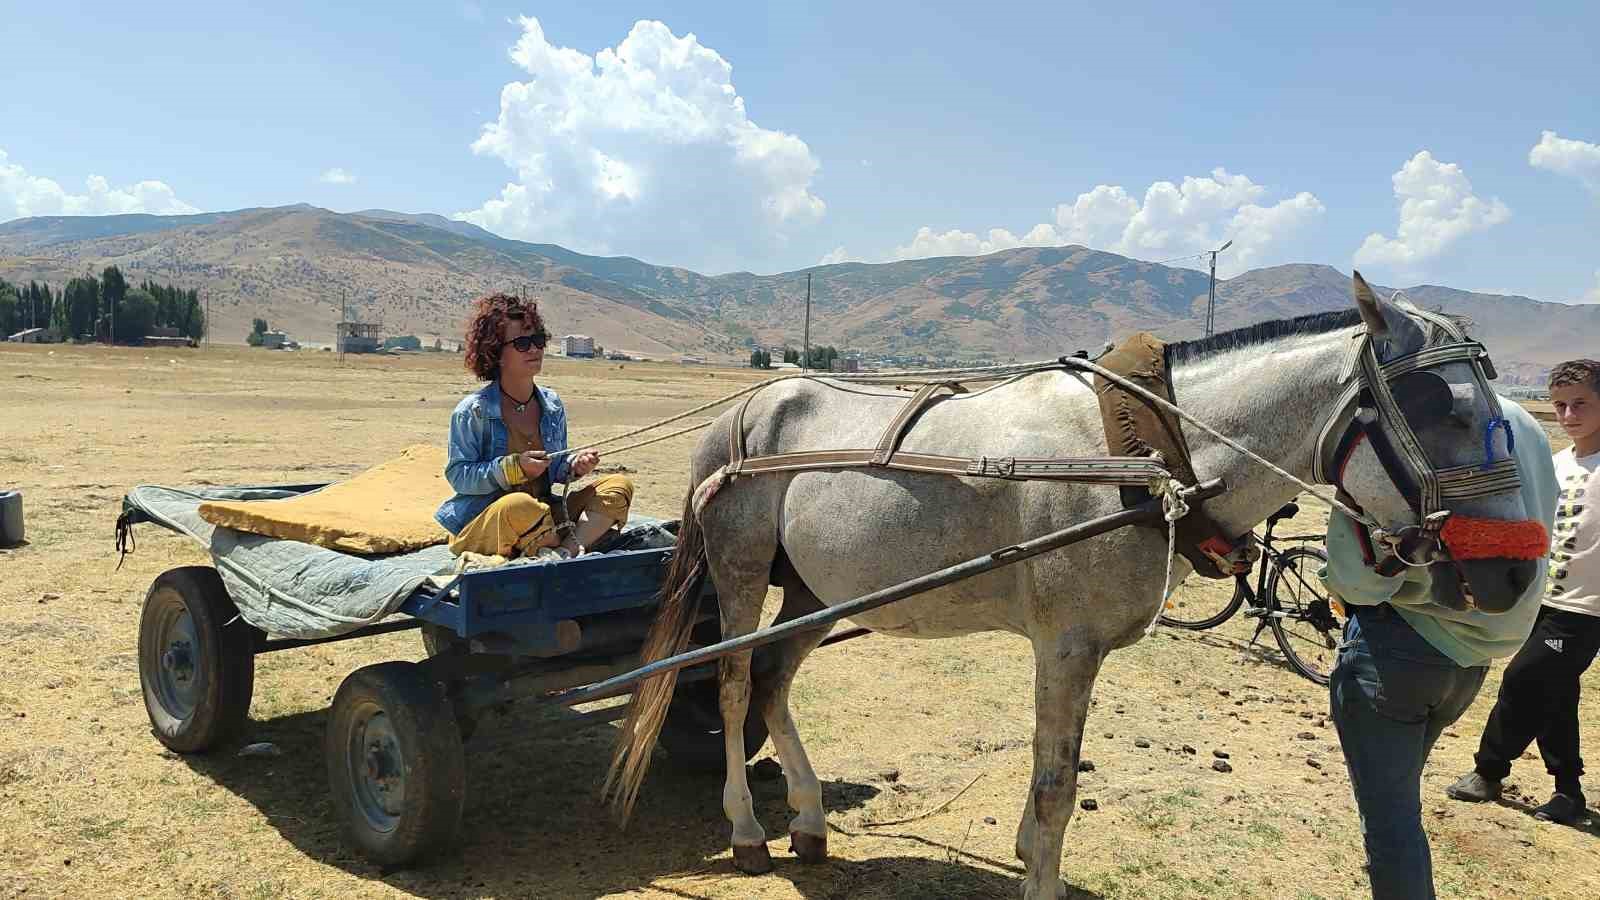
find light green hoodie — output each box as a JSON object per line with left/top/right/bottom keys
{"left": 1318, "top": 397, "right": 1558, "bottom": 668}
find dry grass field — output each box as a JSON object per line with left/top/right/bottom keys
{"left": 2, "top": 342, "right": 1598, "bottom": 899}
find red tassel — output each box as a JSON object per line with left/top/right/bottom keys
{"left": 1441, "top": 516, "right": 1549, "bottom": 561}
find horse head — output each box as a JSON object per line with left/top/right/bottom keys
{"left": 1326, "top": 271, "right": 1545, "bottom": 613}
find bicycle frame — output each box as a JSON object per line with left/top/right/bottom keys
{"left": 1236, "top": 517, "right": 1324, "bottom": 618}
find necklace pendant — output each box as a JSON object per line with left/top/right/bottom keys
{"left": 515, "top": 402, "right": 528, "bottom": 413}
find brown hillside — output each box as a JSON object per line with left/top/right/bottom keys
{"left": 3, "top": 206, "right": 1595, "bottom": 378}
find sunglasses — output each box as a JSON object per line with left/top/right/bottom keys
{"left": 507, "top": 332, "right": 549, "bottom": 352}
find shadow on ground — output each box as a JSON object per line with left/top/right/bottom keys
{"left": 174, "top": 697, "right": 1072, "bottom": 898}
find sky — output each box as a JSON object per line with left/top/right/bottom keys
{"left": 1, "top": 1, "right": 1596, "bottom": 302}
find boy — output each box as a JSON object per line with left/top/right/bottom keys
{"left": 1447, "top": 359, "right": 1600, "bottom": 824}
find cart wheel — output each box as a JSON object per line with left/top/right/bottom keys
{"left": 138, "top": 566, "right": 256, "bottom": 753}
{"left": 419, "top": 623, "right": 469, "bottom": 657}
{"left": 326, "top": 662, "right": 465, "bottom": 867}
{"left": 659, "top": 672, "right": 769, "bottom": 774}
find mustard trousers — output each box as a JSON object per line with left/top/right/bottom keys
{"left": 447, "top": 474, "right": 635, "bottom": 557}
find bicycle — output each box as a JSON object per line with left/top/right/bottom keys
{"left": 1159, "top": 500, "right": 1345, "bottom": 685}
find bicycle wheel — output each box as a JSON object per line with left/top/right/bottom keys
{"left": 1159, "top": 575, "right": 1248, "bottom": 631}
{"left": 1266, "top": 545, "right": 1343, "bottom": 685}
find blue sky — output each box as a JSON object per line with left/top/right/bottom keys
{"left": 2, "top": 1, "right": 1596, "bottom": 301}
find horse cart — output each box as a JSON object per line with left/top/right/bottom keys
{"left": 119, "top": 482, "right": 807, "bottom": 866}
{"left": 118, "top": 474, "right": 1223, "bottom": 868}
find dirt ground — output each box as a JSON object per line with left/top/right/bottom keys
{"left": 3, "top": 343, "right": 1598, "bottom": 900}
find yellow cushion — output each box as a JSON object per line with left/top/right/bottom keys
{"left": 198, "top": 444, "right": 453, "bottom": 553}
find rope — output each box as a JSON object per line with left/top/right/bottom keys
{"left": 1056, "top": 356, "right": 1379, "bottom": 528}
{"left": 547, "top": 358, "right": 1070, "bottom": 461}
{"left": 1145, "top": 476, "right": 1189, "bottom": 637}
{"left": 546, "top": 350, "right": 1381, "bottom": 535}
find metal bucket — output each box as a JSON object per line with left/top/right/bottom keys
{"left": 0, "top": 490, "right": 23, "bottom": 546}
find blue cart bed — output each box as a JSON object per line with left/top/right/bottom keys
{"left": 118, "top": 481, "right": 698, "bottom": 646}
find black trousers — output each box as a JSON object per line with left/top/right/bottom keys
{"left": 1474, "top": 606, "right": 1600, "bottom": 788}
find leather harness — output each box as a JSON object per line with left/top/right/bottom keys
{"left": 1091, "top": 332, "right": 1245, "bottom": 578}
{"left": 719, "top": 333, "right": 1246, "bottom": 580}
{"left": 1309, "top": 309, "right": 1522, "bottom": 580}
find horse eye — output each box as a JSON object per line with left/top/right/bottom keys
{"left": 1390, "top": 371, "right": 1453, "bottom": 425}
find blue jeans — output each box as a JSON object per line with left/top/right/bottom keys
{"left": 1330, "top": 605, "right": 1488, "bottom": 900}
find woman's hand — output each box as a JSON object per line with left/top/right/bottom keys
{"left": 571, "top": 449, "right": 601, "bottom": 478}
{"left": 517, "top": 450, "right": 551, "bottom": 479}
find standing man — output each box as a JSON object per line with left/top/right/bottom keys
{"left": 1320, "top": 395, "right": 1557, "bottom": 900}
{"left": 1447, "top": 360, "right": 1600, "bottom": 824}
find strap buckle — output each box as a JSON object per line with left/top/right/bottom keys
{"left": 972, "top": 456, "right": 1017, "bottom": 478}
{"left": 1372, "top": 510, "right": 1452, "bottom": 568}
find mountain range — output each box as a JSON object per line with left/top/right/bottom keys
{"left": 1, "top": 204, "right": 1591, "bottom": 382}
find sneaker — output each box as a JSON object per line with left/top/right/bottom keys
{"left": 1532, "top": 792, "right": 1588, "bottom": 825}
{"left": 1446, "top": 772, "right": 1503, "bottom": 803}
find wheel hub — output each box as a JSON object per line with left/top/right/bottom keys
{"left": 148, "top": 598, "right": 202, "bottom": 718}
{"left": 352, "top": 711, "right": 406, "bottom": 824}
{"left": 162, "top": 642, "right": 194, "bottom": 683}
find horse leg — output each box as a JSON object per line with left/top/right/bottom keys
{"left": 714, "top": 588, "right": 772, "bottom": 874}
{"left": 1019, "top": 636, "right": 1103, "bottom": 900}
{"left": 752, "top": 560, "right": 831, "bottom": 863}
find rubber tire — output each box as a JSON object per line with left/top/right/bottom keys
{"left": 326, "top": 662, "right": 466, "bottom": 868}
{"left": 1158, "top": 575, "right": 1248, "bottom": 631}
{"left": 415, "top": 625, "right": 480, "bottom": 742}
{"left": 659, "top": 674, "right": 770, "bottom": 774}
{"left": 137, "top": 566, "right": 256, "bottom": 753}
{"left": 658, "top": 618, "right": 770, "bottom": 773}
{"left": 1266, "top": 546, "right": 1339, "bottom": 686}
{"left": 419, "top": 623, "right": 469, "bottom": 658}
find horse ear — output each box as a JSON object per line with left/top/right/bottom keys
{"left": 1351, "top": 270, "right": 1389, "bottom": 336}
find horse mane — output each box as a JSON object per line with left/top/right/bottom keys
{"left": 1163, "top": 309, "right": 1363, "bottom": 367}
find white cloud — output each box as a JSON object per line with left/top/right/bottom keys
{"left": 0, "top": 148, "right": 199, "bottom": 220}
{"left": 1530, "top": 130, "right": 1600, "bottom": 195}
{"left": 458, "top": 17, "right": 825, "bottom": 271}
{"left": 817, "top": 246, "right": 854, "bottom": 265}
{"left": 320, "top": 167, "right": 358, "bottom": 185}
{"left": 889, "top": 168, "right": 1322, "bottom": 271}
{"left": 1354, "top": 151, "right": 1509, "bottom": 268}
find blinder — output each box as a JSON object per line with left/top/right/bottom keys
{"left": 1313, "top": 304, "right": 1523, "bottom": 580}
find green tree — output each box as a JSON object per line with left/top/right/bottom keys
{"left": 116, "top": 289, "right": 157, "bottom": 342}
{"left": 63, "top": 277, "right": 99, "bottom": 339}
{"left": 0, "top": 281, "right": 17, "bottom": 338}
{"left": 178, "top": 290, "right": 205, "bottom": 341}
{"left": 783, "top": 347, "right": 798, "bottom": 364}
{"left": 247, "top": 317, "right": 269, "bottom": 346}
{"left": 101, "top": 266, "right": 127, "bottom": 311}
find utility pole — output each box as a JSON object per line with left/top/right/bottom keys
{"left": 339, "top": 290, "right": 347, "bottom": 366}
{"left": 802, "top": 273, "right": 812, "bottom": 373}
{"left": 1205, "top": 240, "right": 1233, "bottom": 337}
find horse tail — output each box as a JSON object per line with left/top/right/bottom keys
{"left": 603, "top": 478, "right": 713, "bottom": 824}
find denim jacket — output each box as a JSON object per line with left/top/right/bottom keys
{"left": 434, "top": 380, "right": 571, "bottom": 534}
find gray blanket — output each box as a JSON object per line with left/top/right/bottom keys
{"left": 126, "top": 485, "right": 456, "bottom": 639}
{"left": 124, "top": 485, "right": 670, "bottom": 640}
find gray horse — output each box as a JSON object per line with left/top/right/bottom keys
{"left": 608, "top": 274, "right": 1540, "bottom": 899}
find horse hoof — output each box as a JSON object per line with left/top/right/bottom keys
{"left": 732, "top": 842, "right": 773, "bottom": 874}
{"left": 790, "top": 830, "right": 828, "bottom": 864}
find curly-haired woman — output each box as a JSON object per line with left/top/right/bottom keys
{"left": 434, "top": 293, "right": 634, "bottom": 558}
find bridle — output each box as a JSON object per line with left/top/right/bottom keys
{"left": 1310, "top": 303, "right": 1522, "bottom": 577}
